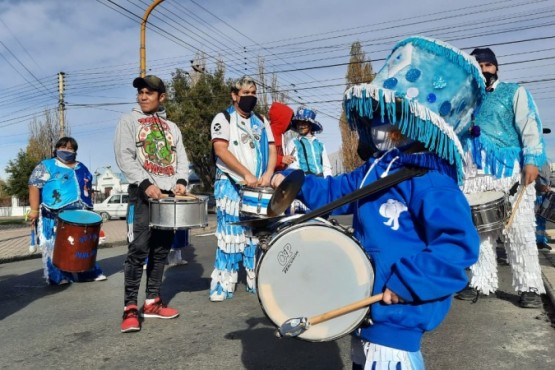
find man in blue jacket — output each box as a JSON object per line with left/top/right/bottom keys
{"left": 273, "top": 36, "right": 481, "bottom": 369}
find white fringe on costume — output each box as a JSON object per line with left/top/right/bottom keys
{"left": 210, "top": 179, "right": 259, "bottom": 300}
{"left": 462, "top": 159, "right": 545, "bottom": 294}
{"left": 37, "top": 214, "right": 54, "bottom": 283}
{"left": 351, "top": 337, "right": 424, "bottom": 370}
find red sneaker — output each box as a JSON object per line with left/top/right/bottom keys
{"left": 142, "top": 297, "right": 179, "bottom": 319}
{"left": 121, "top": 305, "right": 141, "bottom": 333}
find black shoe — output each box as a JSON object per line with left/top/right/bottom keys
{"left": 455, "top": 286, "right": 479, "bottom": 301}
{"left": 537, "top": 242, "right": 552, "bottom": 251}
{"left": 519, "top": 291, "right": 542, "bottom": 308}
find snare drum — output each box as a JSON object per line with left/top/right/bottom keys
{"left": 465, "top": 191, "right": 510, "bottom": 232}
{"left": 239, "top": 186, "right": 274, "bottom": 218}
{"left": 256, "top": 218, "right": 374, "bottom": 342}
{"left": 538, "top": 191, "right": 555, "bottom": 223}
{"left": 149, "top": 196, "right": 208, "bottom": 230}
{"left": 53, "top": 209, "right": 102, "bottom": 272}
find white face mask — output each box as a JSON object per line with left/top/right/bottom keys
{"left": 371, "top": 124, "right": 415, "bottom": 152}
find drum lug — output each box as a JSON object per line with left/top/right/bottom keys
{"left": 360, "top": 317, "right": 373, "bottom": 328}
{"left": 329, "top": 218, "right": 354, "bottom": 236}
{"left": 258, "top": 233, "right": 271, "bottom": 251}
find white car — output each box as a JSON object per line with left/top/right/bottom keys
{"left": 93, "top": 193, "right": 129, "bottom": 222}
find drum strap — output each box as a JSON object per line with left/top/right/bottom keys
{"left": 290, "top": 167, "right": 428, "bottom": 226}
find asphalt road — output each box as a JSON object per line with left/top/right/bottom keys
{"left": 0, "top": 215, "right": 554, "bottom": 369}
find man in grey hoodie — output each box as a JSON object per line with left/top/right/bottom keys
{"left": 114, "top": 75, "right": 189, "bottom": 333}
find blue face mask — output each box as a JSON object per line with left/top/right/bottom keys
{"left": 56, "top": 149, "right": 77, "bottom": 163}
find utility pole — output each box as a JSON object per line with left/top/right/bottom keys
{"left": 58, "top": 71, "right": 65, "bottom": 137}
{"left": 140, "top": 0, "right": 165, "bottom": 77}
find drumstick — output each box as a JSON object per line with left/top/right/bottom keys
{"left": 278, "top": 293, "right": 384, "bottom": 338}
{"left": 505, "top": 184, "right": 527, "bottom": 230}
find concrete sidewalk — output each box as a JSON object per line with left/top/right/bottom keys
{"left": 1, "top": 217, "right": 555, "bottom": 309}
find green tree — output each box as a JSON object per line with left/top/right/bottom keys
{"left": 165, "top": 65, "right": 231, "bottom": 192}
{"left": 4, "top": 149, "right": 36, "bottom": 199}
{"left": 339, "top": 41, "right": 375, "bottom": 173}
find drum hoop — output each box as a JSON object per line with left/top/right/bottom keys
{"left": 256, "top": 221, "right": 373, "bottom": 341}
{"left": 241, "top": 186, "right": 274, "bottom": 194}
{"left": 57, "top": 210, "right": 103, "bottom": 226}
{"left": 57, "top": 219, "right": 102, "bottom": 227}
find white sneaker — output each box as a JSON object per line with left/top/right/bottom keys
{"left": 209, "top": 291, "right": 225, "bottom": 302}
{"left": 94, "top": 274, "right": 107, "bottom": 282}
{"left": 59, "top": 279, "right": 70, "bottom": 285}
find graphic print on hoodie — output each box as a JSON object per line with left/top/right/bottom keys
{"left": 137, "top": 115, "right": 176, "bottom": 176}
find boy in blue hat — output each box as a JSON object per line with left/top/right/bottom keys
{"left": 286, "top": 107, "right": 332, "bottom": 178}
{"left": 286, "top": 107, "right": 332, "bottom": 213}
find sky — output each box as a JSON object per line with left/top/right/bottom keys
{"left": 1, "top": 0, "right": 555, "bottom": 180}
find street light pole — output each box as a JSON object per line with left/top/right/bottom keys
{"left": 140, "top": 0, "right": 165, "bottom": 77}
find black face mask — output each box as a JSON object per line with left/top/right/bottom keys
{"left": 238, "top": 95, "right": 257, "bottom": 113}
{"left": 355, "top": 120, "right": 376, "bottom": 161}
{"left": 357, "top": 142, "right": 374, "bottom": 161}
{"left": 483, "top": 72, "right": 498, "bottom": 87}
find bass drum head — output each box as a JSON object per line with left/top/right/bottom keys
{"left": 256, "top": 222, "right": 374, "bottom": 342}
{"left": 58, "top": 209, "right": 102, "bottom": 225}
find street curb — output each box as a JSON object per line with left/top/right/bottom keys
{"left": 0, "top": 227, "right": 216, "bottom": 265}
{"left": 0, "top": 241, "right": 127, "bottom": 265}
{"left": 540, "top": 250, "right": 555, "bottom": 308}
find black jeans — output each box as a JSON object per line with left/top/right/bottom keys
{"left": 124, "top": 185, "right": 173, "bottom": 306}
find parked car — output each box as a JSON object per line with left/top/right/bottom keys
{"left": 188, "top": 166, "right": 216, "bottom": 213}
{"left": 93, "top": 193, "right": 129, "bottom": 222}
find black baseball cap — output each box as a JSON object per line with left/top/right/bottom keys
{"left": 133, "top": 75, "right": 166, "bottom": 93}
{"left": 470, "top": 48, "right": 498, "bottom": 67}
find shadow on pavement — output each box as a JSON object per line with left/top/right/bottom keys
{"left": 0, "top": 253, "right": 126, "bottom": 321}
{"left": 162, "top": 245, "right": 209, "bottom": 303}
{"left": 225, "top": 317, "right": 345, "bottom": 369}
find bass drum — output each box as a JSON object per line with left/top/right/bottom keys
{"left": 256, "top": 218, "right": 374, "bottom": 342}
{"left": 53, "top": 209, "right": 102, "bottom": 272}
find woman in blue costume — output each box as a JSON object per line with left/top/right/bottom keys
{"left": 28, "top": 137, "right": 106, "bottom": 285}
{"left": 273, "top": 37, "right": 481, "bottom": 369}
{"left": 209, "top": 76, "right": 277, "bottom": 302}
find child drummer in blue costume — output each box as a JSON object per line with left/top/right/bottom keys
{"left": 272, "top": 37, "right": 482, "bottom": 369}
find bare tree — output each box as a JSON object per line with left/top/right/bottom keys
{"left": 339, "top": 41, "right": 375, "bottom": 173}
{"left": 27, "top": 109, "right": 67, "bottom": 164}
{"left": 257, "top": 55, "right": 270, "bottom": 115}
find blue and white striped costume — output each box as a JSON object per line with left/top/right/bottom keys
{"left": 461, "top": 80, "right": 547, "bottom": 295}
{"left": 209, "top": 106, "right": 274, "bottom": 300}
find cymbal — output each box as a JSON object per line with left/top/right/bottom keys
{"left": 230, "top": 215, "right": 288, "bottom": 229}
{"left": 267, "top": 170, "right": 305, "bottom": 217}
